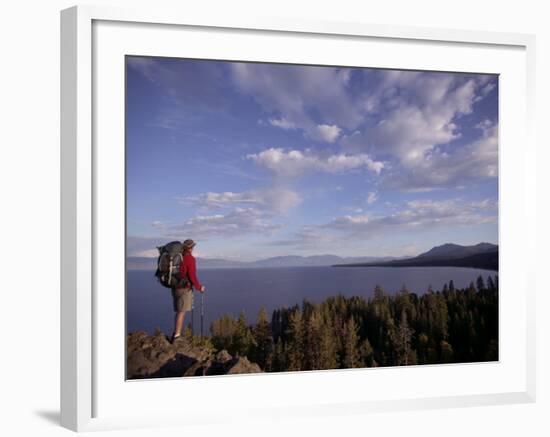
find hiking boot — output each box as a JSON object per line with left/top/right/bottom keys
{"left": 170, "top": 334, "right": 182, "bottom": 344}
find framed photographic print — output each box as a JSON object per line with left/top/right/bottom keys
{"left": 61, "top": 5, "right": 536, "bottom": 432}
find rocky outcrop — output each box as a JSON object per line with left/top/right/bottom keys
{"left": 126, "top": 331, "right": 262, "bottom": 379}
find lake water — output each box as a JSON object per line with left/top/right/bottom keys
{"left": 126, "top": 266, "right": 496, "bottom": 335}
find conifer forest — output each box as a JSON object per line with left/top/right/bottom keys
{"left": 208, "top": 275, "right": 498, "bottom": 372}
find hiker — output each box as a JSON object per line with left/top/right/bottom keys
{"left": 171, "top": 239, "right": 205, "bottom": 343}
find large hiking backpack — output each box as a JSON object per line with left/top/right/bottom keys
{"left": 154, "top": 241, "right": 190, "bottom": 289}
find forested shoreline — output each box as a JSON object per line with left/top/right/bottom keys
{"left": 207, "top": 275, "right": 499, "bottom": 372}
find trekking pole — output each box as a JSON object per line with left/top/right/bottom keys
{"left": 191, "top": 295, "right": 194, "bottom": 337}
{"left": 200, "top": 292, "right": 204, "bottom": 339}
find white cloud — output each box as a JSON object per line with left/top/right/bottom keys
{"left": 127, "top": 56, "right": 229, "bottom": 113}
{"left": 341, "top": 206, "right": 364, "bottom": 214}
{"left": 333, "top": 214, "right": 371, "bottom": 225}
{"left": 367, "top": 191, "right": 379, "bottom": 205}
{"left": 178, "top": 187, "right": 302, "bottom": 214}
{"left": 268, "top": 118, "right": 297, "bottom": 130}
{"left": 268, "top": 197, "right": 496, "bottom": 250}
{"left": 316, "top": 124, "right": 342, "bottom": 143}
{"left": 343, "top": 71, "right": 497, "bottom": 172}
{"left": 475, "top": 82, "right": 496, "bottom": 102}
{"left": 383, "top": 120, "right": 498, "bottom": 190}
{"left": 230, "top": 62, "right": 361, "bottom": 142}
{"left": 322, "top": 198, "right": 497, "bottom": 235}
{"left": 126, "top": 235, "right": 167, "bottom": 257}
{"left": 266, "top": 225, "right": 331, "bottom": 248}
{"left": 127, "top": 57, "right": 159, "bottom": 82}
{"left": 165, "top": 207, "right": 283, "bottom": 240}
{"left": 133, "top": 249, "right": 161, "bottom": 258}
{"left": 247, "top": 148, "right": 384, "bottom": 178}
{"left": 268, "top": 197, "right": 495, "bottom": 249}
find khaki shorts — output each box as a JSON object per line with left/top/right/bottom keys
{"left": 171, "top": 287, "right": 193, "bottom": 313}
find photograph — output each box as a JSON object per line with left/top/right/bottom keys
{"left": 125, "top": 56, "right": 499, "bottom": 379}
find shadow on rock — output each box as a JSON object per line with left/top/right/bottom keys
{"left": 147, "top": 353, "right": 198, "bottom": 378}
{"left": 126, "top": 331, "right": 262, "bottom": 379}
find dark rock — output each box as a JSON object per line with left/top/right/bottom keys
{"left": 183, "top": 361, "right": 207, "bottom": 377}
{"left": 126, "top": 332, "right": 262, "bottom": 379}
{"left": 215, "top": 350, "right": 232, "bottom": 363}
{"left": 226, "top": 357, "right": 262, "bottom": 375}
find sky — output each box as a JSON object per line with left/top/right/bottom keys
{"left": 126, "top": 56, "right": 498, "bottom": 261}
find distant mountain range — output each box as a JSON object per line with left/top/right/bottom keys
{"left": 126, "top": 254, "right": 399, "bottom": 270}
{"left": 416, "top": 242, "right": 497, "bottom": 260}
{"left": 334, "top": 242, "right": 498, "bottom": 271}
{"left": 127, "top": 242, "right": 498, "bottom": 271}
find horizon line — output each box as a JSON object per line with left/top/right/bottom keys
{"left": 127, "top": 240, "right": 499, "bottom": 262}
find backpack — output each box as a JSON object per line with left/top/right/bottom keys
{"left": 154, "top": 241, "right": 190, "bottom": 289}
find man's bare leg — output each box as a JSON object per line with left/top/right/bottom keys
{"left": 174, "top": 311, "right": 185, "bottom": 338}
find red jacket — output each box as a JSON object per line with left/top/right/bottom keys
{"left": 179, "top": 252, "right": 202, "bottom": 290}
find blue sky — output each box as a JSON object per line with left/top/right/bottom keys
{"left": 126, "top": 56, "right": 498, "bottom": 261}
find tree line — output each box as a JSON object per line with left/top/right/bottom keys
{"left": 208, "top": 275, "right": 498, "bottom": 372}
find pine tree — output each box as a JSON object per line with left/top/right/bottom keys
{"left": 424, "top": 291, "right": 449, "bottom": 342}
{"left": 417, "top": 332, "right": 429, "bottom": 364}
{"left": 271, "top": 340, "right": 287, "bottom": 372}
{"left": 440, "top": 340, "right": 454, "bottom": 363}
{"left": 342, "top": 317, "right": 361, "bottom": 368}
{"left": 233, "top": 311, "right": 254, "bottom": 357}
{"left": 436, "top": 294, "right": 449, "bottom": 340}
{"left": 251, "top": 307, "right": 274, "bottom": 371}
{"left": 449, "top": 280, "right": 455, "bottom": 292}
{"left": 476, "top": 275, "right": 486, "bottom": 292}
{"left": 395, "top": 286, "right": 416, "bottom": 324}
{"left": 360, "top": 338, "right": 374, "bottom": 367}
{"left": 487, "top": 276, "right": 496, "bottom": 292}
{"left": 210, "top": 314, "right": 238, "bottom": 352}
{"left": 373, "top": 284, "right": 385, "bottom": 301}
{"left": 393, "top": 310, "right": 414, "bottom": 365}
{"left": 303, "top": 309, "right": 321, "bottom": 370}
{"left": 208, "top": 276, "right": 499, "bottom": 372}
{"left": 286, "top": 309, "right": 305, "bottom": 371}
{"left": 318, "top": 314, "right": 339, "bottom": 369}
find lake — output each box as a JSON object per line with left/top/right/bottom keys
{"left": 126, "top": 266, "right": 496, "bottom": 335}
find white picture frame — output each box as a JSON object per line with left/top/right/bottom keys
{"left": 60, "top": 5, "right": 536, "bottom": 432}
